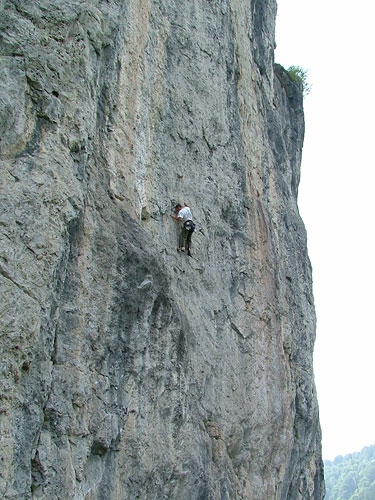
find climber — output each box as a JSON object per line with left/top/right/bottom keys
{"left": 170, "top": 202, "right": 195, "bottom": 256}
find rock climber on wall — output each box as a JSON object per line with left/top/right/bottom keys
{"left": 170, "top": 202, "right": 195, "bottom": 256}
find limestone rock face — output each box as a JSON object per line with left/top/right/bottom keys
{"left": 0, "top": 1, "right": 324, "bottom": 499}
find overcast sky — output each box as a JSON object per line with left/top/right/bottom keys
{"left": 275, "top": 0, "right": 375, "bottom": 461}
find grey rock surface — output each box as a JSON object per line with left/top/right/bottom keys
{"left": 0, "top": 0, "right": 324, "bottom": 499}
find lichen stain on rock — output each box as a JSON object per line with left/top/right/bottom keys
{"left": 0, "top": 0, "right": 324, "bottom": 499}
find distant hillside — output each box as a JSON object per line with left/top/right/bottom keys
{"left": 324, "top": 445, "right": 375, "bottom": 500}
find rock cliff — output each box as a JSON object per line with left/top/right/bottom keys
{"left": 0, "top": 0, "right": 324, "bottom": 499}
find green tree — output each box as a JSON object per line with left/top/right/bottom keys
{"left": 287, "top": 66, "right": 312, "bottom": 96}
{"left": 341, "top": 473, "right": 357, "bottom": 498}
{"left": 324, "top": 446, "right": 375, "bottom": 500}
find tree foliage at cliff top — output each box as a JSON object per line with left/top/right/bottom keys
{"left": 324, "top": 445, "right": 375, "bottom": 500}
{"left": 287, "top": 66, "right": 312, "bottom": 96}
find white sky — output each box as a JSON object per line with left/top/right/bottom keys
{"left": 275, "top": 0, "right": 375, "bottom": 461}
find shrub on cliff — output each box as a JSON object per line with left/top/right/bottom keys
{"left": 287, "top": 66, "right": 311, "bottom": 96}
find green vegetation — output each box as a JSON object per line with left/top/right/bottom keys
{"left": 324, "top": 445, "right": 375, "bottom": 500}
{"left": 287, "top": 66, "right": 311, "bottom": 96}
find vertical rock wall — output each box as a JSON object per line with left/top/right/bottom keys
{"left": 0, "top": 0, "right": 324, "bottom": 498}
